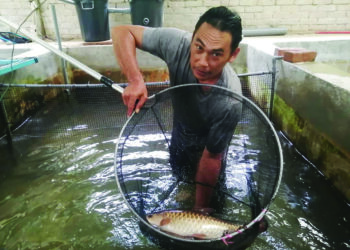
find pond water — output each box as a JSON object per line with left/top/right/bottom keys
{"left": 297, "top": 62, "right": 350, "bottom": 93}
{"left": 0, "top": 88, "right": 349, "bottom": 250}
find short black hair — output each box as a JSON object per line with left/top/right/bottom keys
{"left": 194, "top": 6, "right": 243, "bottom": 52}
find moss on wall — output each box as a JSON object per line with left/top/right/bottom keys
{"left": 0, "top": 73, "right": 66, "bottom": 137}
{"left": 72, "top": 68, "right": 169, "bottom": 84}
{"left": 273, "top": 95, "right": 350, "bottom": 201}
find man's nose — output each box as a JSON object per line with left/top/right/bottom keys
{"left": 198, "top": 53, "right": 209, "bottom": 67}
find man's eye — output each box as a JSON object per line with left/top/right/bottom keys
{"left": 212, "top": 52, "right": 222, "bottom": 57}
{"left": 196, "top": 45, "right": 202, "bottom": 50}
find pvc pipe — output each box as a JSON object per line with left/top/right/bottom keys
{"left": 51, "top": 4, "right": 69, "bottom": 84}
{"left": 59, "top": 0, "right": 75, "bottom": 4}
{"left": 0, "top": 16, "right": 124, "bottom": 94}
{"left": 108, "top": 8, "right": 131, "bottom": 14}
{"left": 243, "top": 28, "right": 287, "bottom": 37}
{"left": 0, "top": 81, "right": 170, "bottom": 88}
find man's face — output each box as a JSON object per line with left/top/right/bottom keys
{"left": 190, "top": 22, "right": 240, "bottom": 84}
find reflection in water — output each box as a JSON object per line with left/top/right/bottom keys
{"left": 0, "top": 129, "right": 349, "bottom": 249}
{"left": 0, "top": 117, "right": 349, "bottom": 249}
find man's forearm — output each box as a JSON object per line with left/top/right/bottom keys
{"left": 195, "top": 148, "right": 223, "bottom": 209}
{"left": 196, "top": 148, "right": 222, "bottom": 185}
{"left": 111, "top": 25, "right": 148, "bottom": 116}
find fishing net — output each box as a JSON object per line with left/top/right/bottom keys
{"left": 115, "top": 83, "right": 283, "bottom": 249}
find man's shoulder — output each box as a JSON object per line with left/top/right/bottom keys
{"left": 221, "top": 65, "right": 242, "bottom": 94}
{"left": 142, "top": 27, "right": 192, "bottom": 71}
{"left": 144, "top": 27, "right": 188, "bottom": 35}
{"left": 143, "top": 27, "right": 191, "bottom": 44}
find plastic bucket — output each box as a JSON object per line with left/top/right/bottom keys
{"left": 74, "top": 0, "right": 110, "bottom": 42}
{"left": 129, "top": 0, "right": 164, "bottom": 27}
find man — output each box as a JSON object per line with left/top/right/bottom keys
{"left": 111, "top": 6, "right": 243, "bottom": 210}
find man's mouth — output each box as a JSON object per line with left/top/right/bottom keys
{"left": 194, "top": 69, "right": 209, "bottom": 78}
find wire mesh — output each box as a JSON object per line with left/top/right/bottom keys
{"left": 240, "top": 72, "right": 273, "bottom": 116}
{"left": 0, "top": 71, "right": 274, "bottom": 141}
{"left": 0, "top": 85, "right": 126, "bottom": 146}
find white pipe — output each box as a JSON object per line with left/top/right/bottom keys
{"left": 51, "top": 4, "right": 69, "bottom": 85}
{"left": 243, "top": 28, "right": 287, "bottom": 37}
{"left": 108, "top": 8, "right": 131, "bottom": 14}
{"left": 59, "top": 0, "right": 75, "bottom": 4}
{"left": 0, "top": 16, "right": 124, "bottom": 94}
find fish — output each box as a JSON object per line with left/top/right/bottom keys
{"left": 146, "top": 210, "right": 242, "bottom": 240}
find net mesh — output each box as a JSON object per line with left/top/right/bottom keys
{"left": 114, "top": 82, "right": 282, "bottom": 249}
{"left": 0, "top": 72, "right": 282, "bottom": 249}
{"left": 115, "top": 83, "right": 281, "bottom": 238}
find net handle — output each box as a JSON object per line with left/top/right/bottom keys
{"left": 0, "top": 16, "right": 124, "bottom": 94}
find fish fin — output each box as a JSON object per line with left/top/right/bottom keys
{"left": 192, "top": 233, "right": 207, "bottom": 240}
{"left": 160, "top": 217, "right": 171, "bottom": 226}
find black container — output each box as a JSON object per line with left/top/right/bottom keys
{"left": 74, "top": 0, "right": 110, "bottom": 42}
{"left": 130, "top": 0, "right": 164, "bottom": 27}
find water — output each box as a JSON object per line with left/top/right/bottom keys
{"left": 298, "top": 61, "right": 350, "bottom": 91}
{"left": 0, "top": 91, "right": 349, "bottom": 250}
{"left": 250, "top": 135, "right": 350, "bottom": 250}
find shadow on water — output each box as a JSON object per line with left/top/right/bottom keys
{"left": 0, "top": 92, "right": 349, "bottom": 249}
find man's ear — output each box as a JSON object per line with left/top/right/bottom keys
{"left": 228, "top": 47, "right": 240, "bottom": 63}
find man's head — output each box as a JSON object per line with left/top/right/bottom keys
{"left": 194, "top": 6, "right": 242, "bottom": 53}
{"left": 190, "top": 7, "right": 242, "bottom": 84}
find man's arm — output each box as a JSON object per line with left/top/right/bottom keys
{"left": 195, "top": 147, "right": 224, "bottom": 209}
{"left": 111, "top": 25, "right": 148, "bottom": 116}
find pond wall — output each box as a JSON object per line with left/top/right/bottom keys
{"left": 243, "top": 35, "right": 350, "bottom": 201}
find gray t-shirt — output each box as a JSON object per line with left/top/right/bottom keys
{"left": 142, "top": 27, "right": 242, "bottom": 95}
{"left": 142, "top": 27, "right": 242, "bottom": 154}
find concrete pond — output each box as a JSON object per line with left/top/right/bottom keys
{"left": 1, "top": 34, "right": 349, "bottom": 202}
{"left": 242, "top": 35, "right": 350, "bottom": 201}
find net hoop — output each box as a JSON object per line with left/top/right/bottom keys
{"left": 114, "top": 83, "right": 283, "bottom": 243}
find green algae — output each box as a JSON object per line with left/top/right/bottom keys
{"left": 273, "top": 95, "right": 350, "bottom": 201}
{"left": 0, "top": 74, "right": 66, "bottom": 136}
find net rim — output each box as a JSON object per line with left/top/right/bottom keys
{"left": 114, "top": 83, "right": 284, "bottom": 243}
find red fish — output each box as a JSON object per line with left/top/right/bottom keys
{"left": 146, "top": 210, "right": 241, "bottom": 239}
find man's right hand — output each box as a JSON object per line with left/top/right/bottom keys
{"left": 122, "top": 82, "right": 148, "bottom": 117}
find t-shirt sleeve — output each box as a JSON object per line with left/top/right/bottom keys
{"left": 141, "top": 27, "right": 189, "bottom": 65}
